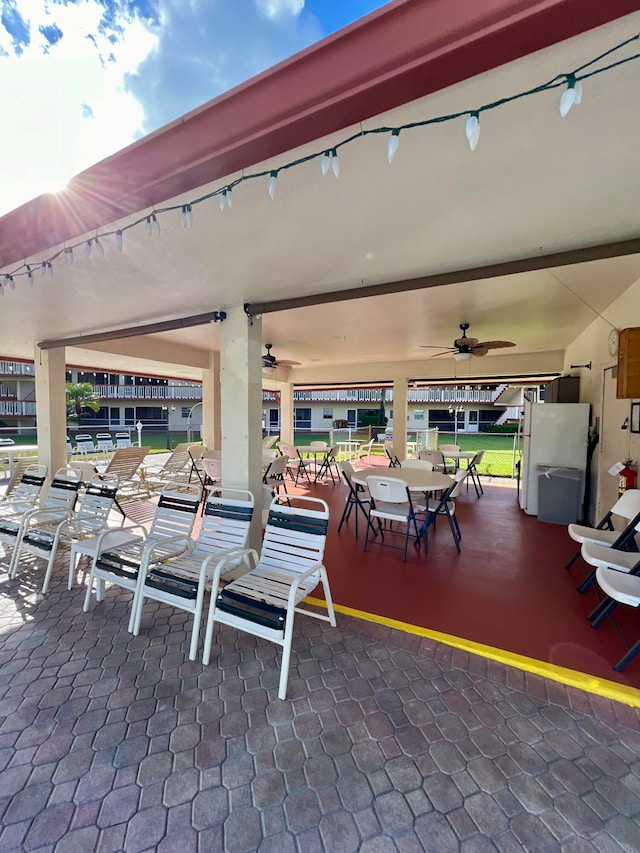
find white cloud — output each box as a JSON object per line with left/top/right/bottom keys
{"left": 0, "top": 0, "right": 324, "bottom": 214}
{"left": 0, "top": 0, "right": 156, "bottom": 213}
{"left": 256, "top": 0, "right": 305, "bottom": 20}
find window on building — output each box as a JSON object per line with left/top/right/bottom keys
{"left": 414, "top": 409, "right": 425, "bottom": 421}
{"left": 294, "top": 408, "right": 311, "bottom": 429}
{"left": 181, "top": 407, "right": 190, "bottom": 418}
{"left": 323, "top": 407, "right": 333, "bottom": 419}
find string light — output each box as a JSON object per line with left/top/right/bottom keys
{"left": 465, "top": 112, "right": 480, "bottom": 151}
{"left": 560, "top": 73, "right": 583, "bottom": 116}
{"left": 180, "top": 204, "right": 193, "bottom": 228}
{"left": 268, "top": 170, "right": 278, "bottom": 200}
{"left": 0, "top": 33, "right": 637, "bottom": 290}
{"left": 387, "top": 129, "right": 400, "bottom": 163}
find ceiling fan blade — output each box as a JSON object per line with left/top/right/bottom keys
{"left": 472, "top": 346, "right": 489, "bottom": 357}
{"left": 430, "top": 350, "right": 455, "bottom": 358}
{"left": 420, "top": 345, "right": 455, "bottom": 350}
{"left": 454, "top": 336, "right": 478, "bottom": 348}
{"left": 474, "top": 340, "right": 516, "bottom": 350}
{"left": 276, "top": 360, "right": 301, "bottom": 367}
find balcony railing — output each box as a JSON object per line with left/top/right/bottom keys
{"left": 290, "top": 385, "right": 506, "bottom": 404}
{"left": 0, "top": 360, "right": 35, "bottom": 377}
{"left": 92, "top": 385, "right": 202, "bottom": 401}
{"left": 0, "top": 401, "right": 37, "bottom": 416}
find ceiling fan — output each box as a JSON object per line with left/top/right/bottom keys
{"left": 421, "top": 323, "right": 516, "bottom": 360}
{"left": 262, "top": 343, "right": 301, "bottom": 371}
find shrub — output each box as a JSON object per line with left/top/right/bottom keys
{"left": 332, "top": 419, "right": 349, "bottom": 428}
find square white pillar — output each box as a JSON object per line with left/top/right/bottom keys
{"left": 220, "top": 308, "right": 263, "bottom": 547}
{"left": 34, "top": 346, "right": 67, "bottom": 480}
{"left": 392, "top": 377, "right": 408, "bottom": 462}
{"left": 201, "top": 351, "right": 221, "bottom": 450}
{"left": 279, "top": 380, "right": 294, "bottom": 447}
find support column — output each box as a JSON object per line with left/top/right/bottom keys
{"left": 34, "top": 346, "right": 67, "bottom": 481}
{"left": 201, "top": 351, "right": 221, "bottom": 450}
{"left": 279, "top": 380, "right": 294, "bottom": 447}
{"left": 220, "top": 307, "right": 263, "bottom": 548}
{"left": 392, "top": 377, "right": 408, "bottom": 462}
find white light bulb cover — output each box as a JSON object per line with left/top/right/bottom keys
{"left": 560, "top": 75, "right": 582, "bottom": 117}
{"left": 226, "top": 188, "right": 233, "bottom": 208}
{"left": 320, "top": 152, "right": 330, "bottom": 176}
{"left": 574, "top": 79, "right": 583, "bottom": 105}
{"left": 115, "top": 231, "right": 123, "bottom": 252}
{"left": 465, "top": 114, "right": 480, "bottom": 151}
{"left": 85, "top": 241, "right": 92, "bottom": 258}
{"left": 181, "top": 205, "right": 193, "bottom": 228}
{"left": 94, "top": 237, "right": 104, "bottom": 257}
{"left": 331, "top": 149, "right": 340, "bottom": 177}
{"left": 268, "top": 171, "right": 278, "bottom": 200}
{"left": 8, "top": 275, "right": 15, "bottom": 291}
{"left": 387, "top": 130, "right": 400, "bottom": 164}
{"left": 151, "top": 214, "right": 160, "bottom": 236}
{"left": 145, "top": 217, "right": 153, "bottom": 236}
{"left": 47, "top": 262, "right": 54, "bottom": 279}
{"left": 454, "top": 351, "right": 473, "bottom": 362}
{"left": 218, "top": 193, "right": 226, "bottom": 212}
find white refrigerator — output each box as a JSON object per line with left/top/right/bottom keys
{"left": 519, "top": 402, "right": 590, "bottom": 517}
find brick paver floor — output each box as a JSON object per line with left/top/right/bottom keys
{"left": 0, "top": 549, "right": 639, "bottom": 851}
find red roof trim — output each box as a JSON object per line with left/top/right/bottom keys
{"left": 0, "top": 0, "right": 637, "bottom": 268}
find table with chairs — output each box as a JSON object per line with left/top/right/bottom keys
{"left": 352, "top": 466, "right": 457, "bottom": 560}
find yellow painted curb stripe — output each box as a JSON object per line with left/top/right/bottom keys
{"left": 304, "top": 597, "right": 640, "bottom": 709}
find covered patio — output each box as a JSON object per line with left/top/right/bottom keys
{"left": 2, "top": 0, "right": 640, "bottom": 705}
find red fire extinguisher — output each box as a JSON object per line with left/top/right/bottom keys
{"left": 618, "top": 460, "right": 637, "bottom": 497}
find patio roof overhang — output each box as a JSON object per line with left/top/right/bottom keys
{"left": 1, "top": 0, "right": 640, "bottom": 385}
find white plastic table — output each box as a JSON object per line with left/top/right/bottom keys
{"left": 68, "top": 528, "right": 142, "bottom": 592}
{"left": 5, "top": 444, "right": 39, "bottom": 475}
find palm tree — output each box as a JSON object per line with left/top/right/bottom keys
{"left": 66, "top": 382, "right": 101, "bottom": 425}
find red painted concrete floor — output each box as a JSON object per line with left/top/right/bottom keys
{"left": 287, "top": 469, "right": 640, "bottom": 692}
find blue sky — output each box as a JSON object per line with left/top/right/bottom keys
{"left": 0, "top": 0, "right": 389, "bottom": 214}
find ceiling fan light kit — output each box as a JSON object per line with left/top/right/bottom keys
{"left": 454, "top": 351, "right": 473, "bottom": 362}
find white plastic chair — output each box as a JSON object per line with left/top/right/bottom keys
{"left": 131, "top": 489, "right": 255, "bottom": 660}
{"left": 203, "top": 495, "right": 335, "bottom": 700}
{"left": 364, "top": 476, "right": 420, "bottom": 562}
{"left": 566, "top": 489, "right": 640, "bottom": 566}
{"left": 279, "top": 443, "right": 311, "bottom": 485}
{"left": 263, "top": 454, "right": 289, "bottom": 497}
{"left": 567, "top": 489, "right": 640, "bottom": 592}
{"left": 417, "top": 469, "right": 467, "bottom": 553}
{"left": 337, "top": 461, "right": 373, "bottom": 540}
{"left": 12, "top": 475, "right": 119, "bottom": 593}
{"left": 355, "top": 439, "right": 376, "bottom": 466}
{"left": 439, "top": 444, "right": 461, "bottom": 474}
{"left": 417, "top": 450, "right": 445, "bottom": 471}
{"left": 83, "top": 483, "right": 202, "bottom": 631}
{"left": 315, "top": 445, "right": 340, "bottom": 484}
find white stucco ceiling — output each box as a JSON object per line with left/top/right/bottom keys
{"left": 2, "top": 12, "right": 639, "bottom": 383}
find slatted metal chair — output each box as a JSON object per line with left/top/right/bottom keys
{"left": 100, "top": 446, "right": 151, "bottom": 509}
{"left": 12, "top": 475, "right": 119, "bottom": 593}
{"left": 203, "top": 495, "right": 335, "bottom": 700}
{"left": 83, "top": 483, "right": 201, "bottom": 632}
{"left": 73, "top": 434, "right": 97, "bottom": 456}
{"left": 1, "top": 467, "right": 83, "bottom": 575}
{"left": 142, "top": 442, "right": 203, "bottom": 491}
{"left": 115, "top": 432, "right": 133, "bottom": 448}
{"left": 0, "top": 463, "right": 47, "bottom": 518}
{"left": 95, "top": 433, "right": 116, "bottom": 458}
{"left": 131, "top": 489, "right": 255, "bottom": 660}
